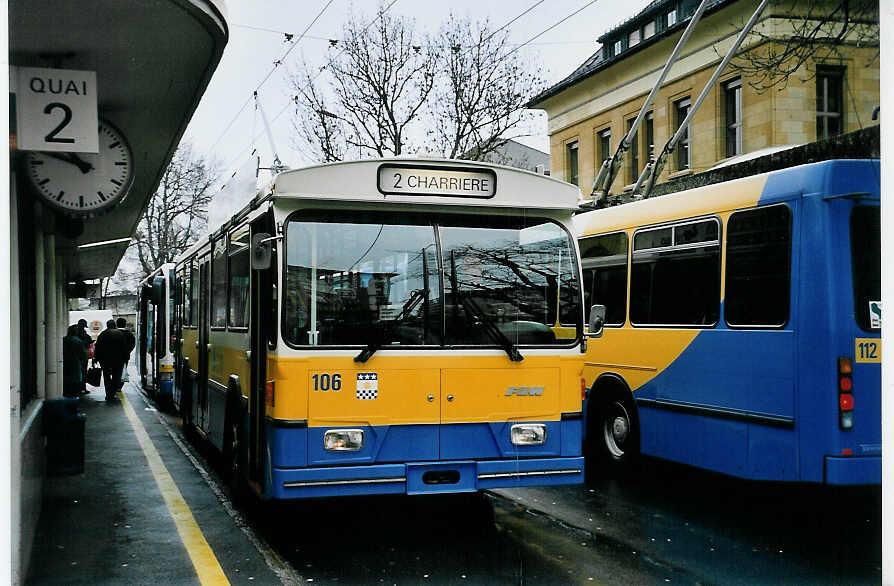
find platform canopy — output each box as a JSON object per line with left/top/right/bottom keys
{"left": 10, "top": 0, "right": 229, "bottom": 279}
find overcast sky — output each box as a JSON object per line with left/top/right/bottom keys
{"left": 184, "top": 0, "right": 653, "bottom": 181}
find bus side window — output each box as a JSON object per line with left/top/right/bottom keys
{"left": 725, "top": 205, "right": 791, "bottom": 328}
{"left": 630, "top": 219, "right": 720, "bottom": 327}
{"left": 579, "top": 232, "right": 628, "bottom": 327}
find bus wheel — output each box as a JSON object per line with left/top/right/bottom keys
{"left": 593, "top": 392, "right": 639, "bottom": 473}
{"left": 223, "top": 406, "right": 245, "bottom": 505}
{"left": 180, "top": 377, "right": 195, "bottom": 442}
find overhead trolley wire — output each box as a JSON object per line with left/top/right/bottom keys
{"left": 206, "top": 0, "right": 337, "bottom": 155}
{"left": 219, "top": 0, "right": 403, "bottom": 173}
{"left": 220, "top": 0, "right": 597, "bottom": 175}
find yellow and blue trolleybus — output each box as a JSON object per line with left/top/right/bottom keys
{"left": 138, "top": 263, "right": 176, "bottom": 406}
{"left": 172, "top": 158, "right": 587, "bottom": 499}
{"left": 576, "top": 159, "right": 880, "bottom": 485}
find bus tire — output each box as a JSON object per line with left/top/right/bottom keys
{"left": 589, "top": 384, "right": 639, "bottom": 475}
{"left": 180, "top": 374, "right": 196, "bottom": 442}
{"left": 223, "top": 393, "right": 246, "bottom": 505}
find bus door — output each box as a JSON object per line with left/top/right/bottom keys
{"left": 173, "top": 273, "right": 183, "bottom": 405}
{"left": 138, "top": 287, "right": 150, "bottom": 387}
{"left": 197, "top": 255, "right": 211, "bottom": 432}
{"left": 248, "top": 216, "right": 274, "bottom": 485}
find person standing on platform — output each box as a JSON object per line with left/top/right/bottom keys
{"left": 62, "top": 325, "right": 88, "bottom": 398}
{"left": 76, "top": 319, "right": 94, "bottom": 394}
{"left": 94, "top": 319, "right": 128, "bottom": 402}
{"left": 116, "top": 317, "right": 136, "bottom": 390}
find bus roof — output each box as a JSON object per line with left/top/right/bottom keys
{"left": 575, "top": 159, "right": 880, "bottom": 236}
{"left": 271, "top": 158, "right": 582, "bottom": 211}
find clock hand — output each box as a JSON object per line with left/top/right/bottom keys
{"left": 44, "top": 152, "right": 94, "bottom": 174}
{"left": 68, "top": 153, "right": 95, "bottom": 174}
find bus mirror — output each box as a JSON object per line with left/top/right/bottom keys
{"left": 587, "top": 305, "right": 606, "bottom": 338}
{"left": 251, "top": 233, "right": 273, "bottom": 270}
{"left": 151, "top": 277, "right": 165, "bottom": 305}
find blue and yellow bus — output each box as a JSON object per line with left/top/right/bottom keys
{"left": 172, "top": 158, "right": 587, "bottom": 500}
{"left": 576, "top": 159, "right": 880, "bottom": 485}
{"left": 138, "top": 263, "right": 177, "bottom": 406}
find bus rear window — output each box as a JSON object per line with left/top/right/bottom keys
{"left": 850, "top": 206, "right": 880, "bottom": 331}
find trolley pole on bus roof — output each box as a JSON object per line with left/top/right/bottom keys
{"left": 634, "top": 0, "right": 769, "bottom": 200}
{"left": 587, "top": 0, "right": 710, "bottom": 206}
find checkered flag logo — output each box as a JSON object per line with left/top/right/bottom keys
{"left": 356, "top": 372, "right": 378, "bottom": 400}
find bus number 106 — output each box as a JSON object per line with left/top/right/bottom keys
{"left": 312, "top": 373, "right": 342, "bottom": 391}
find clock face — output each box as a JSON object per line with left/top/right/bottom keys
{"left": 24, "top": 120, "right": 134, "bottom": 215}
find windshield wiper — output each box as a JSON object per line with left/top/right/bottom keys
{"left": 354, "top": 288, "right": 428, "bottom": 363}
{"left": 459, "top": 293, "right": 524, "bottom": 362}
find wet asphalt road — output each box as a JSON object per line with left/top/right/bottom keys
{"left": 152, "top": 396, "right": 881, "bottom": 585}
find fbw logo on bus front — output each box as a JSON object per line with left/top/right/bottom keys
{"left": 505, "top": 386, "right": 544, "bottom": 396}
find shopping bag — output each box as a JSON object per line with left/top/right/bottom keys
{"left": 85, "top": 362, "right": 102, "bottom": 387}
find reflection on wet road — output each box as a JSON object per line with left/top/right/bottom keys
{"left": 243, "top": 492, "right": 679, "bottom": 585}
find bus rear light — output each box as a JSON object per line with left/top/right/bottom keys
{"left": 265, "top": 380, "right": 275, "bottom": 408}
{"left": 581, "top": 378, "right": 587, "bottom": 401}
{"left": 837, "top": 356, "right": 854, "bottom": 430}
{"left": 838, "top": 357, "right": 853, "bottom": 375}
{"left": 840, "top": 412, "right": 854, "bottom": 429}
{"left": 841, "top": 448, "right": 853, "bottom": 456}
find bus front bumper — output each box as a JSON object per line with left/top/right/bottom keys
{"left": 270, "top": 457, "right": 584, "bottom": 499}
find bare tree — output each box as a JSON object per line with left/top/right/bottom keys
{"left": 131, "top": 144, "right": 218, "bottom": 278}
{"left": 291, "top": 64, "right": 347, "bottom": 162}
{"left": 428, "top": 15, "right": 546, "bottom": 160}
{"left": 290, "top": 5, "right": 436, "bottom": 159}
{"left": 733, "top": 0, "right": 878, "bottom": 92}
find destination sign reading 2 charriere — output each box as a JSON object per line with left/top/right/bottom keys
{"left": 377, "top": 164, "right": 497, "bottom": 198}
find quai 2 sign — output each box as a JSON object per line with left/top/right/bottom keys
{"left": 15, "top": 66, "right": 99, "bottom": 153}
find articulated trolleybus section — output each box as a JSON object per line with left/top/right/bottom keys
{"left": 576, "top": 159, "right": 880, "bottom": 485}
{"left": 173, "top": 159, "right": 587, "bottom": 500}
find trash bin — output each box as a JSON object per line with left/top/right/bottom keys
{"left": 44, "top": 397, "right": 86, "bottom": 476}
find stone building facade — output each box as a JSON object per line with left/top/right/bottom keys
{"left": 529, "top": 0, "right": 879, "bottom": 195}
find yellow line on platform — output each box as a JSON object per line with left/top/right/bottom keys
{"left": 119, "top": 391, "right": 230, "bottom": 585}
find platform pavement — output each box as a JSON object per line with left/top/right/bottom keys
{"left": 25, "top": 368, "right": 298, "bottom": 585}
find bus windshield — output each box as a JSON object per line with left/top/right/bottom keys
{"left": 284, "top": 211, "right": 581, "bottom": 348}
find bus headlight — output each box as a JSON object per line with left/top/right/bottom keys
{"left": 324, "top": 429, "right": 364, "bottom": 451}
{"left": 511, "top": 424, "right": 546, "bottom": 446}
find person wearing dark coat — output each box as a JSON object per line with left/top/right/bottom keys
{"left": 76, "top": 319, "right": 94, "bottom": 393}
{"left": 116, "top": 317, "right": 136, "bottom": 390}
{"left": 62, "top": 325, "right": 87, "bottom": 398}
{"left": 94, "top": 319, "right": 129, "bottom": 402}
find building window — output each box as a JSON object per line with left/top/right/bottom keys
{"left": 627, "top": 118, "right": 639, "bottom": 184}
{"left": 629, "top": 29, "right": 640, "bottom": 48}
{"left": 598, "top": 129, "right": 611, "bottom": 166}
{"left": 816, "top": 66, "right": 844, "bottom": 139}
{"left": 644, "top": 21, "right": 655, "bottom": 39}
{"left": 724, "top": 78, "right": 743, "bottom": 157}
{"left": 667, "top": 9, "right": 677, "bottom": 27}
{"left": 566, "top": 140, "right": 579, "bottom": 185}
{"left": 614, "top": 39, "right": 623, "bottom": 55}
{"left": 674, "top": 97, "right": 691, "bottom": 171}
{"left": 645, "top": 111, "right": 654, "bottom": 163}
